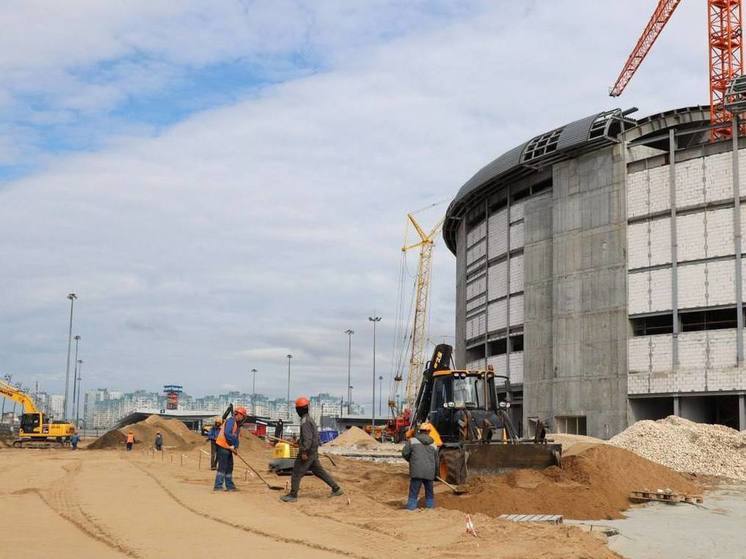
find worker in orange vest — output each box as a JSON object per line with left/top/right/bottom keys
{"left": 213, "top": 406, "right": 247, "bottom": 491}
{"left": 126, "top": 431, "right": 135, "bottom": 452}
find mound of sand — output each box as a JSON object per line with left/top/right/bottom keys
{"left": 437, "top": 444, "right": 697, "bottom": 520}
{"left": 326, "top": 426, "right": 377, "bottom": 447}
{"left": 610, "top": 415, "right": 746, "bottom": 481}
{"left": 88, "top": 416, "right": 205, "bottom": 451}
{"left": 239, "top": 430, "right": 272, "bottom": 456}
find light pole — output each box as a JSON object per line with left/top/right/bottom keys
{"left": 63, "top": 293, "right": 77, "bottom": 420}
{"left": 344, "top": 329, "right": 354, "bottom": 414}
{"left": 368, "top": 316, "right": 381, "bottom": 433}
{"left": 250, "top": 368, "right": 258, "bottom": 415}
{"left": 71, "top": 335, "right": 81, "bottom": 418}
{"left": 75, "top": 360, "right": 83, "bottom": 428}
{"left": 378, "top": 375, "right": 383, "bottom": 416}
{"left": 0, "top": 374, "right": 11, "bottom": 422}
{"left": 286, "top": 354, "right": 293, "bottom": 420}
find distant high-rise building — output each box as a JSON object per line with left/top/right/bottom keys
{"left": 48, "top": 394, "right": 64, "bottom": 419}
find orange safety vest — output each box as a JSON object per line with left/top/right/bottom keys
{"left": 215, "top": 419, "right": 238, "bottom": 449}
{"left": 126, "top": 433, "right": 134, "bottom": 444}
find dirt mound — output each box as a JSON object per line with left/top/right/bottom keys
{"left": 326, "top": 426, "right": 376, "bottom": 447}
{"left": 88, "top": 416, "right": 205, "bottom": 450}
{"left": 610, "top": 415, "right": 746, "bottom": 481}
{"left": 239, "top": 430, "right": 272, "bottom": 456}
{"left": 437, "top": 444, "right": 697, "bottom": 520}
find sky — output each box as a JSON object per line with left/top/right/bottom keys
{"left": 0, "top": 1, "right": 709, "bottom": 410}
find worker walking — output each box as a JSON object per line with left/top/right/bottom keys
{"left": 274, "top": 418, "right": 284, "bottom": 440}
{"left": 214, "top": 407, "right": 247, "bottom": 491}
{"left": 402, "top": 423, "right": 438, "bottom": 510}
{"left": 281, "top": 396, "right": 343, "bottom": 503}
{"left": 154, "top": 432, "right": 163, "bottom": 451}
{"left": 126, "top": 431, "right": 135, "bottom": 452}
{"left": 207, "top": 418, "right": 222, "bottom": 470}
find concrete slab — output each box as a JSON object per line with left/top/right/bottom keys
{"left": 571, "top": 483, "right": 746, "bottom": 559}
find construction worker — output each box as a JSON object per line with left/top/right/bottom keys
{"left": 70, "top": 432, "right": 80, "bottom": 450}
{"left": 154, "top": 432, "right": 163, "bottom": 451}
{"left": 274, "top": 418, "right": 284, "bottom": 440}
{"left": 214, "top": 407, "right": 247, "bottom": 491}
{"left": 402, "top": 423, "right": 438, "bottom": 510}
{"left": 207, "top": 418, "right": 222, "bottom": 470}
{"left": 126, "top": 431, "right": 135, "bottom": 452}
{"left": 281, "top": 396, "right": 343, "bottom": 503}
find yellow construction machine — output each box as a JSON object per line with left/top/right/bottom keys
{"left": 0, "top": 380, "right": 76, "bottom": 447}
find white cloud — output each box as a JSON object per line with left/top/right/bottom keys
{"left": 0, "top": 1, "right": 711, "bottom": 406}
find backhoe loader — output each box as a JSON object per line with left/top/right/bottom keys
{"left": 0, "top": 380, "right": 76, "bottom": 447}
{"left": 410, "top": 344, "right": 561, "bottom": 484}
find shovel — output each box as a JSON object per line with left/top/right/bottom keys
{"left": 436, "top": 476, "right": 467, "bottom": 495}
{"left": 234, "top": 451, "right": 284, "bottom": 491}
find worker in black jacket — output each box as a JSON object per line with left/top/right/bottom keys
{"left": 281, "top": 396, "right": 343, "bottom": 502}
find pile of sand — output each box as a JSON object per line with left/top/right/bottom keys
{"left": 239, "top": 430, "right": 272, "bottom": 456}
{"left": 436, "top": 444, "right": 697, "bottom": 520}
{"left": 610, "top": 415, "right": 746, "bottom": 481}
{"left": 326, "top": 426, "right": 377, "bottom": 448}
{"left": 88, "top": 416, "right": 205, "bottom": 451}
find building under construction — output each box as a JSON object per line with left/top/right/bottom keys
{"left": 444, "top": 106, "right": 746, "bottom": 438}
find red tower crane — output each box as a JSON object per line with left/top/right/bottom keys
{"left": 610, "top": 0, "right": 744, "bottom": 140}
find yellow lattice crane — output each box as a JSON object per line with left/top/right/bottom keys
{"left": 386, "top": 211, "right": 443, "bottom": 440}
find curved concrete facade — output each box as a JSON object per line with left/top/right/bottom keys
{"left": 445, "top": 107, "right": 746, "bottom": 437}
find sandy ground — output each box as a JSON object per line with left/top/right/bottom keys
{"left": 0, "top": 445, "right": 619, "bottom": 559}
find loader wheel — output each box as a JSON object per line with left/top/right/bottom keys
{"left": 439, "top": 447, "right": 467, "bottom": 485}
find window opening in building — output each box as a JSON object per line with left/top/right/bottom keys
{"left": 510, "top": 334, "right": 524, "bottom": 352}
{"left": 554, "top": 415, "right": 587, "bottom": 435}
{"left": 488, "top": 338, "right": 507, "bottom": 356}
{"left": 631, "top": 314, "right": 674, "bottom": 336}
{"left": 681, "top": 308, "right": 738, "bottom": 332}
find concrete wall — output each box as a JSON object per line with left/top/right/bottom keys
{"left": 522, "top": 144, "right": 629, "bottom": 439}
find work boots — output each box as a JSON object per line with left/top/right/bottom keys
{"left": 330, "top": 487, "right": 344, "bottom": 497}
{"left": 280, "top": 493, "right": 298, "bottom": 502}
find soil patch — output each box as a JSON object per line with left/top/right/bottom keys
{"left": 437, "top": 444, "right": 697, "bottom": 520}
{"left": 239, "top": 430, "right": 273, "bottom": 457}
{"left": 326, "top": 426, "right": 377, "bottom": 448}
{"left": 88, "top": 416, "right": 205, "bottom": 451}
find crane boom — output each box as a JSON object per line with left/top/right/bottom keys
{"left": 609, "top": 0, "right": 683, "bottom": 97}
{"left": 0, "top": 380, "right": 39, "bottom": 413}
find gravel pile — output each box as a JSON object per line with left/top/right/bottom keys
{"left": 609, "top": 415, "right": 746, "bottom": 481}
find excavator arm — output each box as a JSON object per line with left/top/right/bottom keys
{"left": 0, "top": 380, "right": 38, "bottom": 413}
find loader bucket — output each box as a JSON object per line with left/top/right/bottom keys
{"left": 464, "top": 442, "right": 562, "bottom": 476}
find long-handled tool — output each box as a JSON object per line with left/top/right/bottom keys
{"left": 436, "top": 476, "right": 467, "bottom": 495}
{"left": 234, "top": 451, "right": 284, "bottom": 490}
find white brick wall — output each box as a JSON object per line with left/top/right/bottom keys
{"left": 487, "top": 354, "right": 507, "bottom": 376}
{"left": 679, "top": 332, "right": 708, "bottom": 370}
{"left": 705, "top": 208, "right": 734, "bottom": 258}
{"left": 487, "top": 299, "right": 507, "bottom": 332}
{"left": 627, "top": 171, "right": 649, "bottom": 218}
{"left": 704, "top": 152, "right": 733, "bottom": 203}
{"left": 650, "top": 217, "right": 672, "bottom": 266}
{"left": 487, "top": 261, "right": 507, "bottom": 300}
{"left": 510, "top": 201, "right": 524, "bottom": 223}
{"left": 628, "top": 337, "right": 650, "bottom": 373}
{"left": 509, "top": 222, "right": 524, "bottom": 251}
{"left": 488, "top": 209, "right": 508, "bottom": 259}
{"left": 708, "top": 329, "right": 737, "bottom": 369}
{"left": 706, "top": 259, "right": 736, "bottom": 307}
{"left": 509, "top": 294, "right": 524, "bottom": 326}
{"left": 678, "top": 263, "right": 707, "bottom": 309}
{"left": 675, "top": 158, "right": 704, "bottom": 208}
{"left": 650, "top": 268, "right": 673, "bottom": 312}
{"left": 677, "top": 212, "right": 706, "bottom": 262}
{"left": 467, "top": 239, "right": 486, "bottom": 266}
{"left": 466, "top": 275, "right": 486, "bottom": 299}
{"left": 649, "top": 166, "right": 671, "bottom": 214}
{"left": 509, "top": 352, "right": 524, "bottom": 385}
{"left": 509, "top": 254, "right": 524, "bottom": 294}
{"left": 628, "top": 271, "right": 649, "bottom": 315}
{"left": 466, "top": 294, "right": 486, "bottom": 313}
{"left": 466, "top": 313, "right": 486, "bottom": 341}
{"left": 466, "top": 219, "right": 487, "bottom": 247}
{"left": 627, "top": 222, "right": 649, "bottom": 270}
{"left": 650, "top": 334, "right": 672, "bottom": 372}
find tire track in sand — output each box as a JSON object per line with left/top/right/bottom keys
{"left": 129, "top": 461, "right": 367, "bottom": 559}
{"left": 30, "top": 460, "right": 141, "bottom": 558}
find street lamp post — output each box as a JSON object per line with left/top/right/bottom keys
{"left": 0, "top": 374, "right": 11, "bottom": 422}
{"left": 368, "top": 316, "right": 381, "bottom": 434}
{"left": 75, "top": 360, "right": 83, "bottom": 428}
{"left": 378, "top": 375, "right": 383, "bottom": 417}
{"left": 71, "top": 335, "right": 81, "bottom": 419}
{"left": 344, "top": 329, "right": 354, "bottom": 415}
{"left": 63, "top": 293, "right": 78, "bottom": 420}
{"left": 286, "top": 354, "right": 293, "bottom": 420}
{"left": 250, "top": 368, "right": 258, "bottom": 415}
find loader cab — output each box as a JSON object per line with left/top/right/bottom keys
{"left": 427, "top": 370, "right": 501, "bottom": 443}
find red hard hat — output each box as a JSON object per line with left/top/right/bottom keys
{"left": 295, "top": 396, "right": 310, "bottom": 408}
{"left": 234, "top": 406, "right": 247, "bottom": 417}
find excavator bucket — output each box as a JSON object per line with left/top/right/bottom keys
{"left": 440, "top": 442, "right": 562, "bottom": 484}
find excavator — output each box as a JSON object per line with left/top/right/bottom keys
{"left": 410, "top": 344, "right": 561, "bottom": 484}
{"left": 0, "top": 380, "right": 76, "bottom": 448}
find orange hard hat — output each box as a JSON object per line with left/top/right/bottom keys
{"left": 234, "top": 406, "right": 247, "bottom": 417}
{"left": 295, "top": 396, "right": 310, "bottom": 408}
{"left": 419, "top": 422, "right": 432, "bottom": 432}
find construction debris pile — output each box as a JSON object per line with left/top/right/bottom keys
{"left": 325, "top": 426, "right": 378, "bottom": 447}
{"left": 609, "top": 415, "right": 746, "bottom": 481}
{"left": 88, "top": 415, "right": 204, "bottom": 450}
